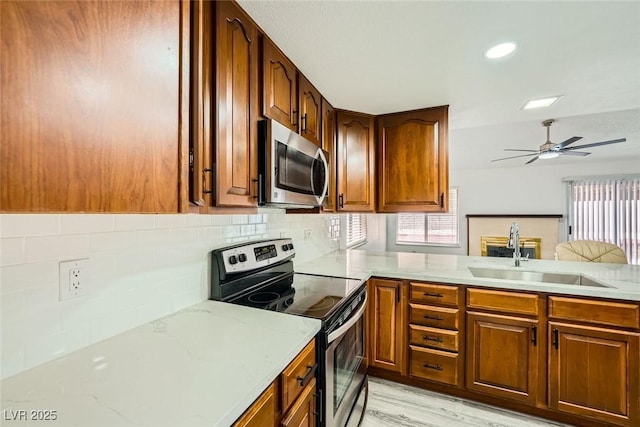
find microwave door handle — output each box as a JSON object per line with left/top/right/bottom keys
{"left": 327, "top": 294, "right": 367, "bottom": 344}
{"left": 314, "top": 148, "right": 330, "bottom": 206}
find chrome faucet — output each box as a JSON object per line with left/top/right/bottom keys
{"left": 507, "top": 222, "right": 524, "bottom": 267}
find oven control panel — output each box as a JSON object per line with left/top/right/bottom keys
{"left": 220, "top": 238, "right": 295, "bottom": 274}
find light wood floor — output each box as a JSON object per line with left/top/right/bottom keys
{"left": 362, "top": 377, "right": 573, "bottom": 427}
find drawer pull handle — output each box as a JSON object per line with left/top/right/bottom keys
{"left": 423, "top": 335, "right": 443, "bottom": 343}
{"left": 423, "top": 292, "right": 444, "bottom": 298}
{"left": 424, "top": 363, "right": 443, "bottom": 371}
{"left": 296, "top": 363, "right": 317, "bottom": 387}
{"left": 423, "top": 315, "right": 443, "bottom": 321}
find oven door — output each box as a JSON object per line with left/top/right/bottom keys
{"left": 325, "top": 293, "right": 367, "bottom": 427}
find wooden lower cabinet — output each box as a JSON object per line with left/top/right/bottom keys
{"left": 233, "top": 382, "right": 277, "bottom": 427}
{"left": 466, "top": 312, "right": 540, "bottom": 405}
{"left": 281, "top": 378, "right": 316, "bottom": 427}
{"left": 234, "top": 340, "right": 316, "bottom": 427}
{"left": 368, "top": 279, "right": 406, "bottom": 374}
{"left": 409, "top": 345, "right": 460, "bottom": 386}
{"left": 549, "top": 322, "right": 640, "bottom": 426}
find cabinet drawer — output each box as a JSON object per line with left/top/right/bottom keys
{"left": 467, "top": 288, "right": 539, "bottom": 316}
{"left": 281, "top": 340, "right": 316, "bottom": 413}
{"left": 410, "top": 304, "right": 459, "bottom": 330}
{"left": 549, "top": 297, "right": 640, "bottom": 329}
{"left": 409, "top": 345, "right": 460, "bottom": 386}
{"left": 409, "top": 325, "right": 458, "bottom": 352}
{"left": 410, "top": 282, "right": 459, "bottom": 306}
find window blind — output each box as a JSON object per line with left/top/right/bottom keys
{"left": 396, "top": 188, "right": 458, "bottom": 245}
{"left": 569, "top": 178, "right": 639, "bottom": 264}
{"left": 346, "top": 214, "right": 367, "bottom": 247}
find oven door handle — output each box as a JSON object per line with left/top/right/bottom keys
{"left": 327, "top": 294, "right": 367, "bottom": 344}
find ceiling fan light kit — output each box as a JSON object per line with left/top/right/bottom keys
{"left": 492, "top": 119, "right": 627, "bottom": 165}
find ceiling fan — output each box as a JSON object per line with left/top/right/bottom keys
{"left": 492, "top": 119, "right": 627, "bottom": 165}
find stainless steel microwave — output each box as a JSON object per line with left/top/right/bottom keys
{"left": 257, "top": 119, "right": 329, "bottom": 208}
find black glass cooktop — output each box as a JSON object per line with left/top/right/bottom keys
{"left": 230, "top": 273, "right": 364, "bottom": 321}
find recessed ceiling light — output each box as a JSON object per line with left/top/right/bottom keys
{"left": 522, "top": 96, "right": 563, "bottom": 109}
{"left": 484, "top": 42, "right": 517, "bottom": 59}
{"left": 539, "top": 152, "right": 560, "bottom": 160}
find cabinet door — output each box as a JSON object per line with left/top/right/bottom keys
{"left": 466, "top": 312, "right": 540, "bottom": 406}
{"left": 368, "top": 279, "right": 405, "bottom": 374}
{"left": 263, "top": 37, "right": 297, "bottom": 131}
{"left": 336, "top": 111, "right": 376, "bottom": 212}
{"left": 549, "top": 322, "right": 640, "bottom": 426}
{"left": 211, "top": 0, "right": 259, "bottom": 207}
{"left": 377, "top": 106, "right": 448, "bottom": 212}
{"left": 298, "top": 75, "right": 321, "bottom": 146}
{"left": 1, "top": 0, "right": 186, "bottom": 212}
{"left": 233, "top": 381, "right": 277, "bottom": 427}
{"left": 321, "top": 98, "right": 336, "bottom": 212}
{"left": 281, "top": 378, "right": 316, "bottom": 427}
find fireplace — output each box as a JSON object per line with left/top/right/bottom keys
{"left": 481, "top": 236, "right": 542, "bottom": 259}
{"left": 466, "top": 214, "right": 562, "bottom": 260}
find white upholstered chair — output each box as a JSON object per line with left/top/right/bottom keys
{"left": 555, "top": 240, "right": 628, "bottom": 264}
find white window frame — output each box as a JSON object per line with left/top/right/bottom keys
{"left": 395, "top": 188, "right": 459, "bottom": 247}
{"left": 345, "top": 213, "right": 367, "bottom": 248}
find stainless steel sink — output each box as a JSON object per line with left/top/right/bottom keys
{"left": 468, "top": 267, "right": 610, "bottom": 288}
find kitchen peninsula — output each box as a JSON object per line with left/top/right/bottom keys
{"left": 1, "top": 249, "right": 639, "bottom": 427}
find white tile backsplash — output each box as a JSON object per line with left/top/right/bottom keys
{"left": 0, "top": 210, "right": 340, "bottom": 379}
{"left": 0, "top": 214, "right": 59, "bottom": 238}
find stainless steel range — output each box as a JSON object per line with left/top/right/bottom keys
{"left": 209, "top": 238, "right": 368, "bottom": 427}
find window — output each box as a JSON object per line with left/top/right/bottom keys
{"left": 396, "top": 188, "right": 459, "bottom": 245}
{"left": 346, "top": 214, "right": 367, "bottom": 247}
{"left": 567, "top": 177, "right": 639, "bottom": 264}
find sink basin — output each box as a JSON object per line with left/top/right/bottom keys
{"left": 468, "top": 267, "right": 610, "bottom": 288}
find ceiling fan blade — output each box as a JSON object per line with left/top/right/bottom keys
{"left": 503, "top": 149, "right": 541, "bottom": 152}
{"left": 563, "top": 138, "right": 626, "bottom": 151}
{"left": 560, "top": 151, "right": 591, "bottom": 156}
{"left": 491, "top": 152, "right": 540, "bottom": 162}
{"left": 552, "top": 136, "right": 582, "bottom": 150}
{"left": 526, "top": 155, "right": 540, "bottom": 165}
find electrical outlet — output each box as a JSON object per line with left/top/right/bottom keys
{"left": 304, "top": 229, "right": 312, "bottom": 240}
{"left": 59, "top": 258, "right": 89, "bottom": 301}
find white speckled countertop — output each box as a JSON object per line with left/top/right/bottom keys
{"left": 0, "top": 301, "right": 321, "bottom": 427}
{"left": 296, "top": 249, "right": 640, "bottom": 301}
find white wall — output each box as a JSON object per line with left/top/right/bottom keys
{"left": 385, "top": 158, "right": 640, "bottom": 255}
{"left": 0, "top": 210, "right": 339, "bottom": 379}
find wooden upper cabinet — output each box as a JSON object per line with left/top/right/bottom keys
{"left": 206, "top": 0, "right": 259, "bottom": 207}
{"left": 336, "top": 111, "right": 376, "bottom": 212}
{"left": 1, "top": 0, "right": 188, "bottom": 212}
{"left": 377, "top": 106, "right": 449, "bottom": 212}
{"left": 321, "top": 98, "right": 336, "bottom": 212}
{"left": 298, "top": 75, "right": 321, "bottom": 146}
{"left": 262, "top": 37, "right": 298, "bottom": 131}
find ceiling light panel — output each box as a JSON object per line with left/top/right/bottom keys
{"left": 523, "top": 96, "right": 563, "bottom": 109}
{"left": 484, "top": 42, "right": 517, "bottom": 59}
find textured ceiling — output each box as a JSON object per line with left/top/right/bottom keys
{"left": 238, "top": 0, "right": 640, "bottom": 168}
